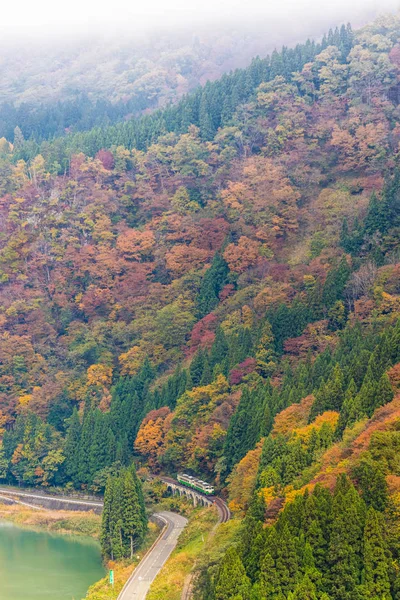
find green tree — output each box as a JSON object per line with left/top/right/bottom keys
{"left": 197, "top": 252, "right": 229, "bottom": 318}
{"left": 361, "top": 508, "right": 391, "bottom": 599}
{"left": 63, "top": 408, "right": 81, "bottom": 486}
{"left": 327, "top": 476, "right": 365, "bottom": 600}
{"left": 215, "top": 547, "right": 251, "bottom": 600}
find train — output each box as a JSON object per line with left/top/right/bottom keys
{"left": 177, "top": 473, "right": 215, "bottom": 495}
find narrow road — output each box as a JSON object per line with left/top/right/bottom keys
{"left": 0, "top": 479, "right": 228, "bottom": 600}
{"left": 118, "top": 511, "right": 188, "bottom": 600}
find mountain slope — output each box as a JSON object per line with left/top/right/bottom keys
{"left": 1, "top": 13, "right": 400, "bottom": 598}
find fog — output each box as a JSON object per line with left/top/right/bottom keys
{"left": 2, "top": 0, "right": 400, "bottom": 42}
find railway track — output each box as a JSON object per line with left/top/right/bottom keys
{"left": 159, "top": 476, "right": 230, "bottom": 524}
{"left": 212, "top": 496, "right": 231, "bottom": 523}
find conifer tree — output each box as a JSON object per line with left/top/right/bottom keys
{"left": 335, "top": 379, "right": 358, "bottom": 437}
{"left": 310, "top": 364, "right": 345, "bottom": 419}
{"left": 215, "top": 547, "right": 251, "bottom": 600}
{"left": 291, "top": 574, "right": 318, "bottom": 600}
{"left": 361, "top": 508, "right": 391, "bottom": 599}
{"left": 77, "top": 407, "right": 95, "bottom": 485}
{"left": 272, "top": 524, "right": 300, "bottom": 596}
{"left": 321, "top": 256, "right": 351, "bottom": 310}
{"left": 327, "top": 476, "right": 365, "bottom": 600}
{"left": 197, "top": 252, "right": 229, "bottom": 318}
{"left": 101, "top": 474, "right": 114, "bottom": 559}
{"left": 210, "top": 328, "right": 229, "bottom": 370}
{"left": 122, "top": 469, "right": 144, "bottom": 557}
{"left": 64, "top": 408, "right": 81, "bottom": 487}
{"left": 190, "top": 350, "right": 205, "bottom": 386}
{"left": 352, "top": 458, "right": 389, "bottom": 511}
{"left": 255, "top": 321, "right": 276, "bottom": 377}
{"left": 101, "top": 466, "right": 147, "bottom": 560}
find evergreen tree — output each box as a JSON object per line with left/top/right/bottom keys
{"left": 190, "top": 350, "right": 205, "bottom": 386}
{"left": 361, "top": 508, "right": 391, "bottom": 599}
{"left": 101, "top": 474, "right": 114, "bottom": 559}
{"left": 13, "top": 126, "right": 25, "bottom": 150}
{"left": 215, "top": 547, "right": 251, "bottom": 600}
{"left": 352, "top": 458, "right": 389, "bottom": 511}
{"left": 77, "top": 407, "right": 95, "bottom": 485}
{"left": 321, "top": 256, "right": 351, "bottom": 310}
{"left": 63, "top": 408, "right": 81, "bottom": 486}
{"left": 210, "top": 328, "right": 229, "bottom": 370}
{"left": 197, "top": 252, "right": 229, "bottom": 318}
{"left": 310, "top": 364, "right": 345, "bottom": 419}
{"left": 101, "top": 467, "right": 147, "bottom": 560}
{"left": 327, "top": 476, "right": 365, "bottom": 600}
{"left": 122, "top": 469, "right": 145, "bottom": 557}
{"left": 291, "top": 574, "right": 318, "bottom": 600}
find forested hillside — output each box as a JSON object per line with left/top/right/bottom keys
{"left": 1, "top": 12, "right": 400, "bottom": 598}
{"left": 0, "top": 26, "right": 294, "bottom": 144}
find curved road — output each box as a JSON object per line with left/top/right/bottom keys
{"left": 0, "top": 479, "right": 230, "bottom": 599}
{"left": 118, "top": 511, "right": 188, "bottom": 600}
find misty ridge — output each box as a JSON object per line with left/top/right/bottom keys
{"left": 0, "top": 0, "right": 399, "bottom": 107}
{"left": 0, "top": 0, "right": 399, "bottom": 145}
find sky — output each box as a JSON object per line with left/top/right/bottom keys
{"left": 1, "top": 0, "right": 400, "bottom": 40}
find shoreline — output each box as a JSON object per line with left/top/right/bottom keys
{"left": 0, "top": 500, "right": 102, "bottom": 539}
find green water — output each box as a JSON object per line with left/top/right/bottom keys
{"left": 0, "top": 521, "right": 105, "bottom": 600}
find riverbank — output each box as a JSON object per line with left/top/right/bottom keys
{"left": 84, "top": 495, "right": 196, "bottom": 600}
{"left": 0, "top": 501, "right": 101, "bottom": 538}
{"left": 84, "top": 520, "right": 160, "bottom": 600}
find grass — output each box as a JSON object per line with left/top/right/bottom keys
{"left": 146, "top": 505, "right": 226, "bottom": 600}
{"left": 0, "top": 502, "right": 101, "bottom": 538}
{"left": 83, "top": 521, "right": 160, "bottom": 600}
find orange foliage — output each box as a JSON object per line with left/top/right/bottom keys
{"left": 227, "top": 440, "right": 263, "bottom": 514}
{"left": 308, "top": 394, "right": 400, "bottom": 491}
{"left": 221, "top": 156, "right": 300, "bottom": 242}
{"left": 387, "top": 363, "right": 400, "bottom": 390}
{"left": 116, "top": 228, "right": 155, "bottom": 261}
{"left": 165, "top": 244, "right": 210, "bottom": 275}
{"left": 135, "top": 407, "right": 172, "bottom": 470}
{"left": 272, "top": 395, "right": 314, "bottom": 436}
{"left": 223, "top": 236, "right": 261, "bottom": 274}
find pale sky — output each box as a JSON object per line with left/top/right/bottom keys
{"left": 1, "top": 0, "right": 400, "bottom": 40}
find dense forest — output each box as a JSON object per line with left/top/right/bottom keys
{"left": 0, "top": 26, "right": 295, "bottom": 143}
{"left": 1, "top": 12, "right": 400, "bottom": 598}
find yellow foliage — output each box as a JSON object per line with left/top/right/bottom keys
{"left": 261, "top": 486, "right": 276, "bottom": 505}
{"left": 18, "top": 394, "right": 32, "bottom": 406}
{"left": 119, "top": 345, "right": 147, "bottom": 376}
{"left": 87, "top": 363, "right": 113, "bottom": 387}
{"left": 241, "top": 305, "right": 254, "bottom": 328}
{"left": 284, "top": 484, "right": 315, "bottom": 505}
{"left": 0, "top": 410, "right": 7, "bottom": 435}
{"left": 294, "top": 411, "right": 340, "bottom": 440}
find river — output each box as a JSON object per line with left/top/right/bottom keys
{"left": 0, "top": 520, "right": 105, "bottom": 600}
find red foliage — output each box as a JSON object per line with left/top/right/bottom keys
{"left": 188, "top": 313, "right": 217, "bottom": 354}
{"left": 268, "top": 263, "right": 290, "bottom": 282}
{"left": 219, "top": 284, "right": 235, "bottom": 301}
{"left": 229, "top": 358, "right": 257, "bottom": 385}
{"left": 96, "top": 149, "right": 115, "bottom": 170}
{"left": 192, "top": 218, "right": 230, "bottom": 251}
{"left": 141, "top": 406, "right": 171, "bottom": 426}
